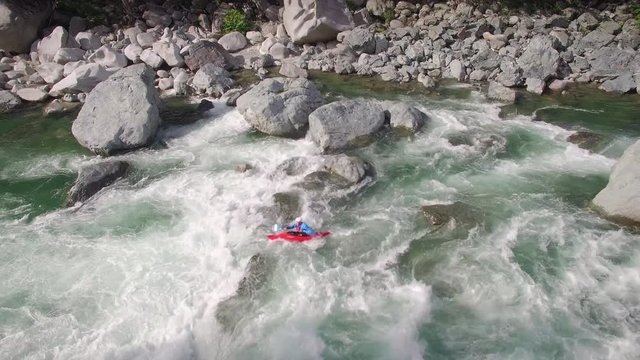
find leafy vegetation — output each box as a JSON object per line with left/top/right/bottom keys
{"left": 383, "top": 9, "right": 395, "bottom": 26}
{"left": 635, "top": 5, "right": 640, "bottom": 30}
{"left": 222, "top": 8, "right": 253, "bottom": 34}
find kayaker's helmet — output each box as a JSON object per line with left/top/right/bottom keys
{"left": 295, "top": 217, "right": 302, "bottom": 223}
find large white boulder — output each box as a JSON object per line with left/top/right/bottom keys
{"left": 88, "top": 45, "right": 128, "bottom": 68}
{"left": 124, "top": 44, "right": 143, "bottom": 62}
{"left": 593, "top": 139, "right": 640, "bottom": 225}
{"left": 71, "top": 64, "right": 161, "bottom": 155}
{"left": 140, "top": 49, "right": 164, "bottom": 69}
{"left": 283, "top": 0, "right": 354, "bottom": 44}
{"left": 17, "top": 88, "right": 49, "bottom": 102}
{"left": 152, "top": 41, "right": 184, "bottom": 67}
{"left": 38, "top": 26, "right": 69, "bottom": 63}
{"left": 0, "top": 1, "right": 53, "bottom": 53}
{"left": 51, "top": 63, "right": 117, "bottom": 94}
{"left": 53, "top": 48, "right": 86, "bottom": 64}
{"left": 37, "top": 62, "right": 65, "bottom": 84}
{"left": 218, "top": 31, "right": 248, "bottom": 52}
{"left": 75, "top": 31, "right": 102, "bottom": 51}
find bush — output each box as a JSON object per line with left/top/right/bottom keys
{"left": 635, "top": 5, "right": 640, "bottom": 30}
{"left": 222, "top": 9, "right": 253, "bottom": 34}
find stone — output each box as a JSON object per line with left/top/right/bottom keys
{"left": 72, "top": 64, "right": 160, "bottom": 155}
{"left": 279, "top": 61, "right": 308, "bottom": 78}
{"left": 567, "top": 131, "right": 603, "bottom": 151}
{"left": 218, "top": 31, "right": 248, "bottom": 52}
{"left": 140, "top": 49, "right": 164, "bottom": 69}
{"left": 246, "top": 31, "right": 264, "bottom": 44}
{"left": 62, "top": 60, "right": 87, "bottom": 76}
{"left": 422, "top": 202, "right": 483, "bottom": 228}
{"left": 124, "top": 44, "right": 143, "bottom": 62}
{"left": 448, "top": 59, "right": 465, "bottom": 81}
{"left": 517, "top": 35, "right": 560, "bottom": 81}
{"left": 0, "top": 90, "right": 21, "bottom": 112}
{"left": 550, "top": 30, "right": 571, "bottom": 50}
{"left": 269, "top": 43, "right": 290, "bottom": 60}
{"left": 599, "top": 73, "right": 636, "bottom": 94}
{"left": 88, "top": 45, "right": 128, "bottom": 68}
{"left": 487, "top": 81, "right": 516, "bottom": 103}
{"left": 136, "top": 32, "right": 157, "bottom": 48}
{"left": 340, "top": 26, "right": 376, "bottom": 54}
{"left": 470, "top": 48, "right": 501, "bottom": 71}
{"left": 577, "top": 30, "right": 615, "bottom": 53}
{"left": 593, "top": 140, "right": 640, "bottom": 225}
{"left": 283, "top": 0, "right": 355, "bottom": 44}
{"left": 173, "top": 69, "right": 190, "bottom": 95}
{"left": 385, "top": 102, "right": 427, "bottom": 133}
{"left": 152, "top": 41, "right": 184, "bottom": 67}
{"left": 66, "top": 161, "right": 130, "bottom": 206}
{"left": 548, "top": 79, "right": 569, "bottom": 92}
{"left": 576, "top": 12, "right": 599, "bottom": 31}
{"left": 308, "top": 100, "right": 385, "bottom": 152}
{"left": 158, "top": 77, "right": 173, "bottom": 90}
{"left": 16, "top": 87, "right": 48, "bottom": 102}
{"left": 143, "top": 8, "right": 172, "bottom": 28}
{"left": 53, "top": 48, "right": 85, "bottom": 64}
{"left": 184, "top": 41, "right": 237, "bottom": 71}
{"left": 525, "top": 78, "right": 545, "bottom": 95}
{"left": 547, "top": 15, "right": 569, "bottom": 28}
{"left": 75, "top": 31, "right": 102, "bottom": 51}
{"left": 38, "top": 26, "right": 68, "bottom": 63}
{"left": 68, "top": 16, "right": 87, "bottom": 37}
{"left": 0, "top": 1, "right": 52, "bottom": 53}
{"left": 43, "top": 99, "right": 80, "bottom": 116}
{"left": 191, "top": 63, "right": 234, "bottom": 96}
{"left": 353, "top": 8, "right": 373, "bottom": 27}
{"left": 237, "top": 77, "right": 324, "bottom": 137}
{"left": 366, "top": 0, "right": 393, "bottom": 17}
{"left": 589, "top": 47, "right": 640, "bottom": 79}
{"left": 598, "top": 21, "right": 621, "bottom": 35}
{"left": 417, "top": 73, "right": 436, "bottom": 89}
{"left": 36, "top": 62, "right": 64, "bottom": 84}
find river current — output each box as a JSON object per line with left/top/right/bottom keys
{"left": 1, "top": 75, "right": 639, "bottom": 360}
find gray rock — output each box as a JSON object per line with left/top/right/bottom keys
{"left": 75, "top": 31, "right": 102, "bottom": 51}
{"left": 589, "top": 47, "right": 640, "bottom": 79}
{"left": 38, "top": 26, "right": 68, "bottom": 63}
{"left": 71, "top": 64, "right": 161, "bottom": 155}
{"left": 599, "top": 73, "right": 636, "bottom": 94}
{"left": 36, "top": 62, "right": 64, "bottom": 84}
{"left": 576, "top": 12, "right": 599, "bottom": 31}
{"left": 88, "top": 45, "right": 128, "bottom": 68}
{"left": 353, "top": 8, "right": 374, "bottom": 27}
{"left": 577, "top": 30, "right": 615, "bottom": 53}
{"left": 68, "top": 16, "right": 86, "bottom": 37}
{"left": 567, "top": 131, "right": 603, "bottom": 151}
{"left": 547, "top": 15, "right": 569, "bottom": 28}
{"left": 269, "top": 43, "right": 290, "bottom": 60}
{"left": 598, "top": 21, "right": 621, "bottom": 35}
{"left": 593, "top": 140, "right": 640, "bottom": 225}
{"left": 447, "top": 59, "right": 465, "bottom": 81}
{"left": 517, "top": 35, "right": 560, "bottom": 81}
{"left": 550, "top": 30, "right": 571, "bottom": 50}
{"left": 218, "top": 31, "right": 248, "bottom": 52}
{"left": 237, "top": 77, "right": 324, "bottom": 137}
{"left": 548, "top": 79, "right": 569, "bottom": 92}
{"left": 487, "top": 81, "right": 516, "bottom": 103}
{"left": 340, "top": 26, "right": 376, "bottom": 54}
{"left": 417, "top": 73, "right": 436, "bottom": 89}
{"left": 279, "top": 61, "right": 308, "bottom": 78}
{"left": 53, "top": 48, "right": 86, "bottom": 64}
{"left": 283, "top": 0, "right": 354, "bottom": 44}
{"left": 51, "top": 63, "right": 115, "bottom": 94}
{"left": 321, "top": 154, "right": 373, "bottom": 185}
{"left": 184, "top": 41, "right": 237, "bottom": 71}
{"left": 158, "top": 77, "right": 173, "bottom": 90}
{"left": 470, "top": 48, "right": 501, "bottom": 71}
{"left": 143, "top": 8, "right": 172, "bottom": 28}
{"left": 0, "top": 1, "right": 53, "bottom": 53}
{"left": 366, "top": 0, "right": 393, "bottom": 17}
{"left": 124, "top": 44, "right": 143, "bottom": 62}
{"left": 66, "top": 161, "right": 130, "bottom": 206}
{"left": 136, "top": 32, "right": 157, "bottom": 48}
{"left": 422, "top": 202, "right": 483, "bottom": 229}
{"left": 246, "top": 31, "right": 264, "bottom": 44}
{"left": 469, "top": 69, "right": 487, "bottom": 81}
{"left": 140, "top": 49, "right": 164, "bottom": 69}
{"left": 17, "top": 87, "right": 48, "bottom": 102}
{"left": 62, "top": 60, "right": 87, "bottom": 76}
{"left": 385, "top": 102, "right": 427, "bottom": 133}
{"left": 191, "top": 63, "right": 234, "bottom": 96}
{"left": 173, "top": 69, "right": 190, "bottom": 95}
{"left": 0, "top": 90, "right": 21, "bottom": 112}
{"left": 308, "top": 100, "right": 385, "bottom": 152}
{"left": 525, "top": 78, "right": 545, "bottom": 95}
{"left": 152, "top": 41, "right": 184, "bottom": 67}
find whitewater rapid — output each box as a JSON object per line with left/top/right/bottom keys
{"left": 1, "top": 87, "right": 639, "bottom": 360}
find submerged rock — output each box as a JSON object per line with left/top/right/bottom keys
{"left": 385, "top": 103, "right": 428, "bottom": 133}
{"left": 160, "top": 98, "right": 214, "bottom": 126}
{"left": 593, "top": 139, "right": 640, "bottom": 225}
{"left": 72, "top": 64, "right": 161, "bottom": 155}
{"left": 0, "top": 90, "right": 22, "bottom": 112}
{"left": 273, "top": 191, "right": 302, "bottom": 222}
{"left": 421, "top": 202, "right": 484, "bottom": 228}
{"left": 567, "top": 131, "right": 604, "bottom": 151}
{"left": 66, "top": 161, "right": 130, "bottom": 206}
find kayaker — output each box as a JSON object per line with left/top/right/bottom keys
{"left": 286, "top": 217, "right": 317, "bottom": 236}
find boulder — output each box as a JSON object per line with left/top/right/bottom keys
{"left": 36, "top": 62, "right": 64, "bottom": 84}
{"left": 340, "top": 26, "right": 375, "bottom": 54}
{"left": 246, "top": 31, "right": 264, "bottom": 44}
{"left": 548, "top": 79, "right": 569, "bottom": 92}
{"left": 487, "top": 81, "right": 516, "bottom": 103}
{"left": 17, "top": 87, "right": 48, "bottom": 102}
{"left": 0, "top": 1, "right": 53, "bottom": 53}
{"left": 140, "top": 49, "right": 164, "bottom": 69}
{"left": 576, "top": 30, "right": 615, "bottom": 53}
{"left": 576, "top": 12, "right": 599, "bottom": 31}
{"left": 237, "top": 77, "right": 323, "bottom": 137}
{"left": 136, "top": 32, "right": 157, "bottom": 48}
{"left": 173, "top": 69, "right": 190, "bottom": 95}
{"left": 38, "top": 26, "right": 68, "bottom": 63}
{"left": 566, "top": 131, "right": 603, "bottom": 151}
{"left": 143, "top": 8, "right": 172, "bottom": 28}
{"left": 75, "top": 31, "right": 102, "bottom": 51}
{"left": 470, "top": 48, "right": 501, "bottom": 71}
{"left": 275, "top": 154, "right": 373, "bottom": 186}
{"left": 517, "top": 35, "right": 560, "bottom": 81}
{"left": 124, "top": 44, "right": 143, "bottom": 62}
{"left": 43, "top": 99, "right": 80, "bottom": 116}
{"left": 593, "top": 140, "right": 640, "bottom": 225}
{"left": 385, "top": 103, "right": 427, "bottom": 133}
{"left": 218, "top": 31, "right": 248, "bottom": 52}
{"left": 283, "top": 0, "right": 354, "bottom": 44}
{"left": 525, "top": 78, "right": 546, "bottom": 95}
{"left": 71, "top": 64, "right": 161, "bottom": 155}
{"left": 62, "top": 60, "right": 87, "bottom": 76}
{"left": 152, "top": 41, "right": 184, "bottom": 67}
{"left": 422, "top": 202, "right": 483, "bottom": 228}
{"left": 448, "top": 59, "right": 465, "bottom": 81}
{"left": 589, "top": 47, "right": 640, "bottom": 79}
{"left": 279, "top": 61, "right": 308, "bottom": 78}
{"left": 88, "top": 45, "right": 128, "bottom": 68}
{"left": 51, "top": 63, "right": 116, "bottom": 94}
{"left": 184, "top": 40, "right": 237, "bottom": 71}
{"left": 191, "top": 63, "right": 234, "bottom": 96}
{"left": 66, "top": 161, "right": 130, "bottom": 206}
{"left": 0, "top": 90, "right": 21, "bottom": 112}
{"left": 308, "top": 100, "right": 385, "bottom": 152}
{"left": 53, "top": 48, "right": 86, "bottom": 64}
{"left": 599, "top": 73, "right": 636, "bottom": 94}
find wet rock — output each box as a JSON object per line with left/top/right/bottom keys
{"left": 66, "top": 160, "right": 130, "bottom": 206}
{"left": 191, "top": 63, "right": 234, "bottom": 97}
{"left": 566, "top": 131, "right": 603, "bottom": 151}
{"left": 283, "top": 0, "right": 354, "bottom": 44}
{"left": 221, "top": 88, "right": 247, "bottom": 107}
{"left": 236, "top": 77, "right": 324, "bottom": 138}
{"left": 184, "top": 40, "right": 238, "bottom": 72}
{"left": 43, "top": 99, "right": 80, "bottom": 116}
{"left": 0, "top": 90, "right": 21, "bottom": 112}
{"left": 525, "top": 78, "right": 546, "bottom": 95}
{"left": 599, "top": 73, "right": 636, "bottom": 94}
{"left": 160, "top": 98, "right": 213, "bottom": 126}
{"left": 487, "top": 81, "right": 516, "bottom": 103}
{"left": 421, "top": 201, "right": 483, "bottom": 228}
{"left": 273, "top": 191, "right": 302, "bottom": 221}
{"left": 385, "top": 102, "right": 427, "bottom": 133}
{"left": 593, "top": 139, "right": 640, "bottom": 225}
{"left": 548, "top": 79, "right": 569, "bottom": 92}
{"left": 236, "top": 163, "right": 253, "bottom": 173}
{"left": 276, "top": 154, "right": 373, "bottom": 187}
{"left": 72, "top": 64, "right": 160, "bottom": 155}
{"left": 308, "top": 100, "right": 385, "bottom": 152}
{"left": 517, "top": 35, "right": 560, "bottom": 81}
{"left": 16, "top": 88, "right": 48, "bottom": 102}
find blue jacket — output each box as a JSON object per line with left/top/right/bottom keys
{"left": 286, "top": 222, "right": 316, "bottom": 235}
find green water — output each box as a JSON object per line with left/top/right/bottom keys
{"left": 1, "top": 77, "right": 640, "bottom": 360}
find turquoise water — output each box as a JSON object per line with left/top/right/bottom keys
{"left": 1, "top": 78, "right": 640, "bottom": 360}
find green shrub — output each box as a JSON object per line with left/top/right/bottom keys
{"left": 222, "top": 9, "right": 253, "bottom": 34}
{"left": 635, "top": 5, "right": 640, "bottom": 30}
{"left": 383, "top": 9, "right": 394, "bottom": 26}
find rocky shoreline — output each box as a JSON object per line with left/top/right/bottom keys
{"left": 1, "top": 0, "right": 639, "bottom": 226}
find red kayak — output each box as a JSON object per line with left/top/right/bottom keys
{"left": 267, "top": 231, "right": 331, "bottom": 242}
